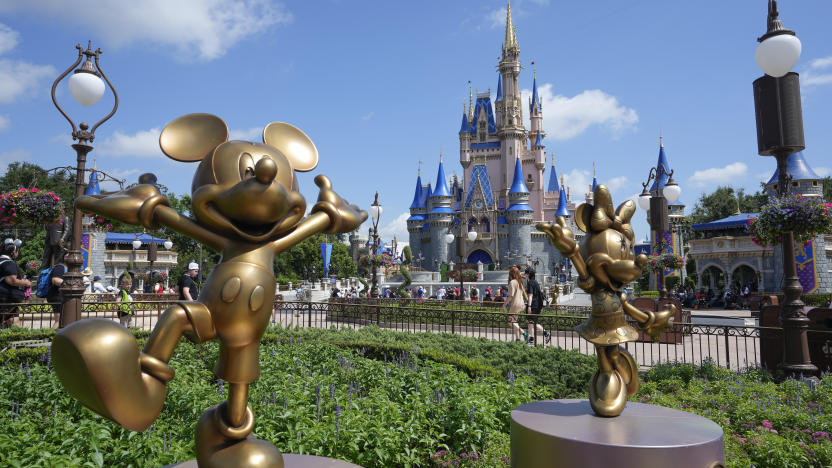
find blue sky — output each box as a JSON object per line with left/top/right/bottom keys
{"left": 0, "top": 0, "right": 830, "bottom": 244}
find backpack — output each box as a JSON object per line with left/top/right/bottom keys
{"left": 35, "top": 266, "right": 56, "bottom": 298}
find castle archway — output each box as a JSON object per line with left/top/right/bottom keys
{"left": 467, "top": 249, "right": 493, "bottom": 265}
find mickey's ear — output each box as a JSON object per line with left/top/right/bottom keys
{"left": 160, "top": 113, "right": 228, "bottom": 162}
{"left": 263, "top": 122, "right": 318, "bottom": 172}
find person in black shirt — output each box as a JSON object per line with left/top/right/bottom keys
{"left": 47, "top": 250, "right": 67, "bottom": 329}
{"left": 178, "top": 262, "right": 200, "bottom": 301}
{"left": 1, "top": 239, "right": 31, "bottom": 328}
{"left": 524, "top": 268, "right": 550, "bottom": 345}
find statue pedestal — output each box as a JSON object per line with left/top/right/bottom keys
{"left": 166, "top": 454, "right": 363, "bottom": 468}
{"left": 511, "top": 400, "right": 724, "bottom": 468}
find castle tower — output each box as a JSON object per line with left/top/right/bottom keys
{"left": 506, "top": 156, "right": 533, "bottom": 265}
{"left": 496, "top": 1, "right": 526, "bottom": 201}
{"left": 428, "top": 154, "right": 454, "bottom": 265}
{"left": 647, "top": 137, "right": 686, "bottom": 289}
{"left": 556, "top": 178, "right": 569, "bottom": 218}
{"left": 407, "top": 171, "right": 426, "bottom": 259}
{"left": 459, "top": 105, "right": 472, "bottom": 169}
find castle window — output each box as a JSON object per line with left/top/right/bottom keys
{"left": 792, "top": 182, "right": 798, "bottom": 187}
{"left": 813, "top": 181, "right": 819, "bottom": 187}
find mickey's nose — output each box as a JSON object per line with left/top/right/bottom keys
{"left": 255, "top": 157, "right": 277, "bottom": 184}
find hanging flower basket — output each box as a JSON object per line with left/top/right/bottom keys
{"left": 746, "top": 195, "right": 832, "bottom": 247}
{"left": 0, "top": 188, "right": 65, "bottom": 225}
{"left": 82, "top": 213, "right": 114, "bottom": 231}
{"left": 357, "top": 253, "right": 393, "bottom": 271}
{"left": 644, "top": 252, "right": 685, "bottom": 274}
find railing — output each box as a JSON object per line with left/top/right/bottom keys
{"left": 5, "top": 298, "right": 830, "bottom": 371}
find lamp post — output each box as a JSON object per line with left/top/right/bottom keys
{"left": 638, "top": 158, "right": 681, "bottom": 300}
{"left": 51, "top": 42, "right": 118, "bottom": 327}
{"left": 752, "top": 0, "right": 816, "bottom": 376}
{"left": 445, "top": 216, "right": 476, "bottom": 299}
{"left": 369, "top": 192, "right": 382, "bottom": 298}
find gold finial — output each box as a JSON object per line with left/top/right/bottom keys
{"left": 418, "top": 160, "right": 423, "bottom": 177}
{"left": 468, "top": 85, "right": 474, "bottom": 121}
{"left": 560, "top": 174, "right": 565, "bottom": 185}
{"left": 439, "top": 148, "right": 443, "bottom": 163}
{"left": 659, "top": 129, "right": 664, "bottom": 148}
{"left": 504, "top": 1, "right": 516, "bottom": 49}
{"left": 92, "top": 157, "right": 97, "bottom": 171}
{"left": 593, "top": 161, "right": 596, "bottom": 177}
{"left": 551, "top": 152, "right": 555, "bottom": 166}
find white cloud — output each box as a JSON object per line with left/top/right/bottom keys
{"left": 0, "top": 149, "right": 29, "bottom": 175}
{"left": 810, "top": 56, "right": 832, "bottom": 70}
{"left": 0, "top": 58, "right": 56, "bottom": 104}
{"left": 688, "top": 162, "right": 748, "bottom": 187}
{"left": 606, "top": 176, "right": 629, "bottom": 192}
{"left": 803, "top": 55, "right": 832, "bottom": 87}
{"left": 0, "top": 23, "right": 19, "bottom": 55}
{"left": 522, "top": 84, "right": 638, "bottom": 141}
{"left": 0, "top": 115, "right": 9, "bottom": 132}
{"left": 229, "top": 127, "right": 262, "bottom": 141}
{"left": 0, "top": 1, "right": 293, "bottom": 61}
{"left": 486, "top": 8, "right": 507, "bottom": 29}
{"left": 377, "top": 211, "right": 410, "bottom": 244}
{"left": 815, "top": 167, "right": 831, "bottom": 177}
{"left": 97, "top": 127, "right": 162, "bottom": 158}
{"left": 361, "top": 112, "right": 374, "bottom": 121}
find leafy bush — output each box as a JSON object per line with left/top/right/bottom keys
{"left": 639, "top": 362, "right": 832, "bottom": 468}
{"left": 0, "top": 330, "right": 543, "bottom": 467}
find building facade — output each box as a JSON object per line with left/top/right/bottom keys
{"left": 689, "top": 152, "right": 831, "bottom": 294}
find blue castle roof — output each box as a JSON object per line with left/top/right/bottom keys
{"left": 692, "top": 213, "right": 757, "bottom": 231}
{"left": 470, "top": 96, "right": 497, "bottom": 134}
{"left": 547, "top": 165, "right": 559, "bottom": 192}
{"left": 459, "top": 112, "right": 469, "bottom": 134}
{"left": 509, "top": 157, "right": 529, "bottom": 194}
{"left": 529, "top": 75, "right": 541, "bottom": 113}
{"left": 465, "top": 165, "right": 495, "bottom": 208}
{"left": 591, "top": 176, "right": 597, "bottom": 192}
{"left": 105, "top": 233, "right": 168, "bottom": 244}
{"left": 84, "top": 170, "right": 100, "bottom": 196}
{"left": 419, "top": 183, "right": 431, "bottom": 208}
{"left": 767, "top": 152, "right": 820, "bottom": 185}
{"left": 555, "top": 186, "right": 569, "bottom": 217}
{"left": 431, "top": 161, "right": 450, "bottom": 197}
{"left": 496, "top": 75, "right": 502, "bottom": 101}
{"left": 534, "top": 130, "right": 543, "bottom": 148}
{"left": 409, "top": 175, "right": 423, "bottom": 209}
{"left": 649, "top": 144, "right": 671, "bottom": 192}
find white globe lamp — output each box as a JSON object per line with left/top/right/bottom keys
{"left": 467, "top": 230, "right": 477, "bottom": 242}
{"left": 637, "top": 189, "right": 651, "bottom": 211}
{"left": 445, "top": 233, "right": 455, "bottom": 244}
{"left": 69, "top": 71, "right": 105, "bottom": 107}
{"left": 663, "top": 179, "right": 681, "bottom": 204}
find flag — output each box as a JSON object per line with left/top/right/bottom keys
{"left": 321, "top": 243, "right": 333, "bottom": 279}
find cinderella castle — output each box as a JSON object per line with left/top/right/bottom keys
{"left": 407, "top": 3, "right": 586, "bottom": 275}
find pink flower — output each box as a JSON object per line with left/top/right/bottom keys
{"left": 761, "top": 420, "right": 772, "bottom": 429}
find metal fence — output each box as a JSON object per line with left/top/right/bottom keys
{"left": 5, "top": 297, "right": 830, "bottom": 371}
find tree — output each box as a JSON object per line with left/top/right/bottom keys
{"left": 822, "top": 177, "right": 832, "bottom": 201}
{"left": 273, "top": 233, "right": 355, "bottom": 283}
{"left": 687, "top": 186, "right": 768, "bottom": 225}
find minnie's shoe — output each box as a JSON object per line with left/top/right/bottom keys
{"left": 52, "top": 319, "right": 172, "bottom": 432}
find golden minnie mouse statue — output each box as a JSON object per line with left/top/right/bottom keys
{"left": 537, "top": 184, "right": 675, "bottom": 417}
{"left": 51, "top": 113, "right": 366, "bottom": 467}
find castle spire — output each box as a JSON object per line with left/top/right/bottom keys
{"left": 509, "top": 155, "right": 528, "bottom": 194}
{"left": 409, "top": 174, "right": 423, "bottom": 209}
{"left": 547, "top": 154, "right": 559, "bottom": 193}
{"left": 530, "top": 67, "right": 540, "bottom": 113}
{"left": 504, "top": 1, "right": 517, "bottom": 50}
{"left": 650, "top": 137, "right": 671, "bottom": 191}
{"left": 556, "top": 185, "right": 569, "bottom": 217}
{"left": 496, "top": 74, "right": 503, "bottom": 101}
{"left": 468, "top": 85, "right": 474, "bottom": 122}
{"left": 432, "top": 158, "right": 450, "bottom": 197}
{"left": 591, "top": 161, "right": 597, "bottom": 192}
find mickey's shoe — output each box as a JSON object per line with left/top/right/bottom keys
{"left": 196, "top": 403, "right": 284, "bottom": 468}
{"left": 52, "top": 319, "right": 172, "bottom": 432}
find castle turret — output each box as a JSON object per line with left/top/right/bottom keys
{"left": 556, "top": 181, "right": 569, "bottom": 218}
{"left": 496, "top": 1, "right": 525, "bottom": 201}
{"left": 407, "top": 171, "right": 426, "bottom": 258}
{"left": 506, "top": 155, "right": 533, "bottom": 265}
{"left": 765, "top": 151, "right": 823, "bottom": 198}
{"left": 529, "top": 70, "right": 545, "bottom": 150}
{"left": 495, "top": 75, "right": 503, "bottom": 127}
{"left": 428, "top": 154, "right": 454, "bottom": 265}
{"left": 459, "top": 106, "right": 472, "bottom": 169}
{"left": 84, "top": 159, "right": 101, "bottom": 196}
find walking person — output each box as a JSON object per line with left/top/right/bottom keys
{"left": 115, "top": 273, "right": 135, "bottom": 329}
{"left": 0, "top": 239, "right": 30, "bottom": 328}
{"left": 47, "top": 250, "right": 66, "bottom": 329}
{"left": 178, "top": 262, "right": 200, "bottom": 301}
{"left": 524, "top": 268, "right": 550, "bottom": 345}
{"left": 503, "top": 266, "right": 526, "bottom": 343}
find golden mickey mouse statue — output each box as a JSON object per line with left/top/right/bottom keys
{"left": 51, "top": 113, "right": 367, "bottom": 467}
{"left": 537, "top": 184, "right": 675, "bottom": 417}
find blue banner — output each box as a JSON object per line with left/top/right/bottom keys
{"left": 321, "top": 243, "right": 332, "bottom": 279}
{"left": 81, "top": 233, "right": 90, "bottom": 271}
{"left": 795, "top": 239, "right": 818, "bottom": 294}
